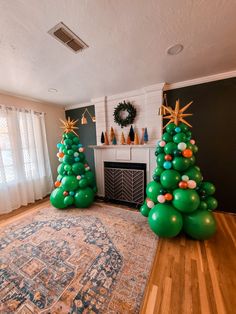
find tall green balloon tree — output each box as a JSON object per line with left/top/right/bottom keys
{"left": 50, "top": 117, "right": 97, "bottom": 209}
{"left": 140, "top": 100, "right": 217, "bottom": 240}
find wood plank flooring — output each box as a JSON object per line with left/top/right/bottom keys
{"left": 0, "top": 201, "right": 235, "bottom": 313}
{"left": 141, "top": 212, "right": 236, "bottom": 314}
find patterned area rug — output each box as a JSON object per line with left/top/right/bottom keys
{"left": 0, "top": 203, "right": 158, "bottom": 313}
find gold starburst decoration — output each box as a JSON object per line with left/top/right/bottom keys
{"left": 60, "top": 117, "right": 79, "bottom": 136}
{"left": 162, "top": 99, "right": 193, "bottom": 128}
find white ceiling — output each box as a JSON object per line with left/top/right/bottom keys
{"left": 0, "top": 0, "right": 235, "bottom": 106}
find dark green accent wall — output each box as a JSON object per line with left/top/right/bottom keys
{"left": 65, "top": 105, "right": 96, "bottom": 174}
{"left": 166, "top": 78, "right": 236, "bottom": 213}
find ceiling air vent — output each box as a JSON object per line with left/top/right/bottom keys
{"left": 48, "top": 22, "right": 88, "bottom": 53}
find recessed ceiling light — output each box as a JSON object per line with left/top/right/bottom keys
{"left": 167, "top": 44, "right": 184, "bottom": 55}
{"left": 48, "top": 88, "right": 58, "bottom": 93}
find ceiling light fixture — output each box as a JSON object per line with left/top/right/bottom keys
{"left": 167, "top": 44, "right": 184, "bottom": 55}
{"left": 48, "top": 88, "right": 58, "bottom": 93}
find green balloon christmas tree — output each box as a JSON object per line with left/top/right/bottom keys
{"left": 50, "top": 117, "right": 97, "bottom": 209}
{"left": 140, "top": 100, "right": 217, "bottom": 240}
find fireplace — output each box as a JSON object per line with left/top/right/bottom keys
{"left": 104, "top": 161, "right": 146, "bottom": 206}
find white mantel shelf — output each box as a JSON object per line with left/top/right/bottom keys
{"left": 89, "top": 144, "right": 156, "bottom": 149}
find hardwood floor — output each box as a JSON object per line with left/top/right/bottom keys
{"left": 1, "top": 201, "right": 235, "bottom": 314}
{"left": 141, "top": 212, "right": 236, "bottom": 314}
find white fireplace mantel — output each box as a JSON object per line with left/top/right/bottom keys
{"left": 90, "top": 144, "right": 157, "bottom": 197}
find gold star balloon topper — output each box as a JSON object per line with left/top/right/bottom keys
{"left": 162, "top": 99, "right": 193, "bottom": 128}
{"left": 60, "top": 117, "right": 79, "bottom": 136}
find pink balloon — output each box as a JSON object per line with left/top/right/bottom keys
{"left": 187, "top": 180, "right": 197, "bottom": 189}
{"left": 190, "top": 139, "right": 196, "bottom": 145}
{"left": 159, "top": 140, "right": 166, "bottom": 147}
{"left": 157, "top": 195, "right": 166, "bottom": 203}
{"left": 147, "top": 200, "right": 155, "bottom": 208}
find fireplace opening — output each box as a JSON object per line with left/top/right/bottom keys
{"left": 104, "top": 162, "right": 146, "bottom": 207}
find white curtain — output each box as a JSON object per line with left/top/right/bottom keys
{"left": 0, "top": 105, "right": 53, "bottom": 214}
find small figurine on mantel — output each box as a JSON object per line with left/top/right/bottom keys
{"left": 120, "top": 132, "right": 126, "bottom": 145}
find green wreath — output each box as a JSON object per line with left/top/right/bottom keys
{"left": 113, "top": 101, "right": 136, "bottom": 128}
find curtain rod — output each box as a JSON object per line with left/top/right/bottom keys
{"left": 0, "top": 104, "right": 45, "bottom": 115}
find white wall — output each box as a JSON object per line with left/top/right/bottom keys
{"left": 0, "top": 93, "right": 65, "bottom": 180}
{"left": 77, "top": 83, "right": 165, "bottom": 145}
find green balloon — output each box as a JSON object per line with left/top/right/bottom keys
{"left": 74, "top": 187, "right": 94, "bottom": 208}
{"left": 57, "top": 175, "right": 63, "bottom": 182}
{"left": 172, "top": 156, "right": 190, "bottom": 171}
{"left": 160, "top": 170, "right": 181, "bottom": 189}
{"left": 166, "top": 123, "right": 176, "bottom": 134}
{"left": 184, "top": 167, "right": 203, "bottom": 184}
{"left": 205, "top": 196, "right": 218, "bottom": 210}
{"left": 172, "top": 189, "right": 200, "bottom": 213}
{"left": 179, "top": 122, "right": 189, "bottom": 132}
{"left": 173, "top": 133, "right": 187, "bottom": 144}
{"left": 185, "top": 131, "right": 192, "bottom": 139}
{"left": 57, "top": 163, "right": 66, "bottom": 175}
{"left": 50, "top": 188, "right": 67, "bottom": 209}
{"left": 64, "top": 195, "right": 74, "bottom": 206}
{"left": 188, "top": 155, "right": 196, "bottom": 166}
{"left": 64, "top": 164, "right": 71, "bottom": 171}
{"left": 63, "top": 155, "right": 74, "bottom": 164}
{"left": 148, "top": 204, "right": 183, "bottom": 238}
{"left": 140, "top": 204, "right": 150, "bottom": 217}
{"left": 192, "top": 145, "right": 198, "bottom": 153}
{"left": 187, "top": 143, "right": 194, "bottom": 150}
{"left": 79, "top": 153, "right": 85, "bottom": 161}
{"left": 79, "top": 178, "right": 89, "bottom": 188}
{"left": 156, "top": 153, "right": 166, "bottom": 167}
{"left": 61, "top": 175, "right": 79, "bottom": 191}
{"left": 183, "top": 210, "right": 216, "bottom": 240}
{"left": 72, "top": 162, "right": 85, "bottom": 175}
{"left": 93, "top": 186, "right": 98, "bottom": 193}
{"left": 64, "top": 139, "right": 73, "bottom": 146}
{"left": 73, "top": 137, "right": 80, "bottom": 144}
{"left": 198, "top": 201, "right": 208, "bottom": 210}
{"left": 67, "top": 170, "right": 73, "bottom": 176}
{"left": 72, "top": 144, "right": 78, "bottom": 151}
{"left": 201, "top": 182, "right": 216, "bottom": 195}
{"left": 164, "top": 142, "right": 177, "bottom": 155}
{"left": 65, "top": 132, "right": 74, "bottom": 139}
{"left": 154, "top": 166, "right": 164, "bottom": 176}
{"left": 162, "top": 132, "right": 173, "bottom": 142}
{"left": 68, "top": 149, "right": 74, "bottom": 156}
{"left": 146, "top": 181, "right": 162, "bottom": 202}
{"left": 156, "top": 147, "right": 164, "bottom": 154}
{"left": 85, "top": 171, "right": 96, "bottom": 185}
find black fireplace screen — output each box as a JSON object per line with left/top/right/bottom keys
{"left": 104, "top": 162, "right": 146, "bottom": 206}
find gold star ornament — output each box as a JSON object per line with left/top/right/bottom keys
{"left": 162, "top": 99, "right": 193, "bottom": 128}
{"left": 60, "top": 117, "right": 79, "bottom": 136}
